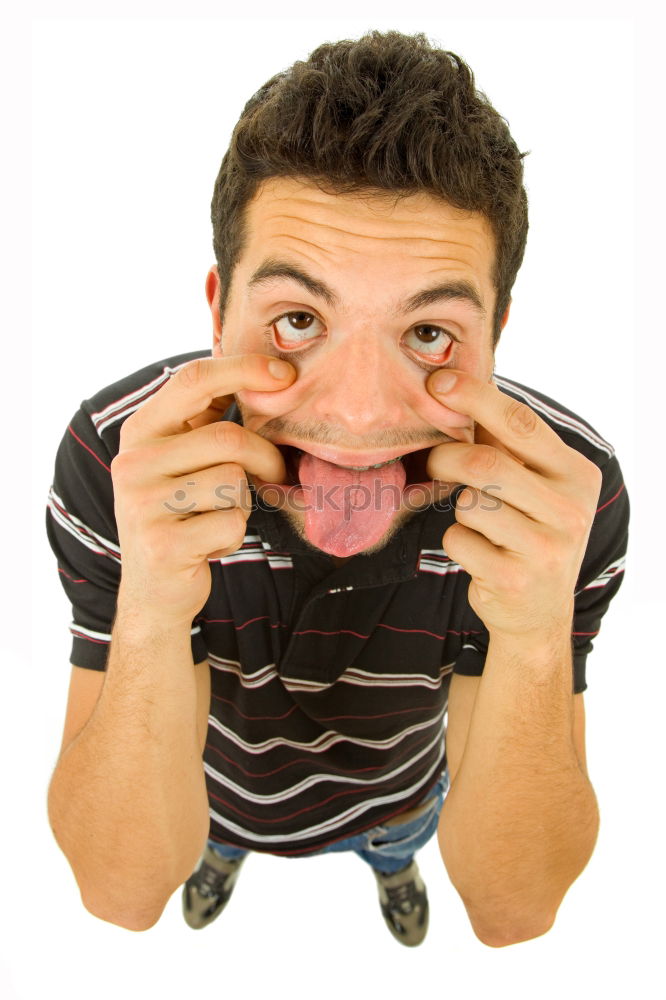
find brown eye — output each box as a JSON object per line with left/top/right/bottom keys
{"left": 273, "top": 311, "right": 324, "bottom": 345}
{"left": 415, "top": 326, "right": 440, "bottom": 344}
{"left": 405, "top": 324, "right": 454, "bottom": 357}
{"left": 286, "top": 312, "right": 313, "bottom": 329}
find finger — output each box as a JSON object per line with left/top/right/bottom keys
{"left": 180, "top": 505, "right": 250, "bottom": 563}
{"left": 146, "top": 418, "right": 289, "bottom": 485}
{"left": 454, "top": 486, "right": 536, "bottom": 552}
{"left": 121, "top": 354, "right": 295, "bottom": 445}
{"left": 474, "top": 423, "right": 526, "bottom": 466}
{"left": 442, "top": 520, "right": 500, "bottom": 583}
{"left": 426, "top": 440, "right": 557, "bottom": 523}
{"left": 427, "top": 370, "right": 574, "bottom": 479}
{"left": 160, "top": 462, "right": 253, "bottom": 518}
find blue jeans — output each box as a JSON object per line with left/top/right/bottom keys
{"left": 208, "top": 768, "right": 450, "bottom": 876}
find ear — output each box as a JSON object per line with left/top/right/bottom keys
{"left": 205, "top": 266, "right": 223, "bottom": 357}
{"left": 487, "top": 300, "right": 512, "bottom": 382}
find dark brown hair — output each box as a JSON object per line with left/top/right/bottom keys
{"left": 211, "top": 29, "right": 529, "bottom": 347}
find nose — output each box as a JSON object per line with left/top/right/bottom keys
{"left": 304, "top": 328, "right": 404, "bottom": 436}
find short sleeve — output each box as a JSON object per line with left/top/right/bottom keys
{"left": 45, "top": 400, "right": 210, "bottom": 671}
{"left": 569, "top": 452, "right": 629, "bottom": 692}
{"left": 453, "top": 451, "right": 629, "bottom": 695}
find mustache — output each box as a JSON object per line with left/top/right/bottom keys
{"left": 254, "top": 415, "right": 461, "bottom": 450}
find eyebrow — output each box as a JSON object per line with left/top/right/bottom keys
{"left": 247, "top": 257, "right": 486, "bottom": 318}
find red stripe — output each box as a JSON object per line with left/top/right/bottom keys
{"left": 70, "top": 629, "right": 109, "bottom": 644}
{"left": 293, "top": 624, "right": 483, "bottom": 640}
{"left": 207, "top": 761, "right": 434, "bottom": 826}
{"left": 294, "top": 627, "right": 375, "bottom": 639}
{"left": 596, "top": 482, "right": 625, "bottom": 514}
{"left": 58, "top": 567, "right": 88, "bottom": 583}
{"left": 198, "top": 614, "right": 286, "bottom": 630}
{"left": 205, "top": 730, "right": 426, "bottom": 780}
{"left": 67, "top": 425, "right": 111, "bottom": 472}
{"left": 211, "top": 691, "right": 437, "bottom": 724}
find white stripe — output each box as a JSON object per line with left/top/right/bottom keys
{"left": 71, "top": 621, "right": 202, "bottom": 640}
{"left": 211, "top": 551, "right": 271, "bottom": 565}
{"left": 207, "top": 717, "right": 443, "bottom": 806}
{"left": 259, "top": 538, "right": 294, "bottom": 570}
{"left": 282, "top": 662, "right": 454, "bottom": 693}
{"left": 208, "top": 750, "right": 444, "bottom": 846}
{"left": 210, "top": 656, "right": 453, "bottom": 692}
{"left": 47, "top": 488, "right": 121, "bottom": 562}
{"left": 207, "top": 708, "right": 443, "bottom": 761}
{"left": 208, "top": 534, "right": 293, "bottom": 570}
{"left": 576, "top": 555, "right": 626, "bottom": 594}
{"left": 209, "top": 657, "right": 277, "bottom": 689}
{"left": 69, "top": 623, "right": 112, "bottom": 641}
{"left": 493, "top": 375, "right": 615, "bottom": 457}
{"left": 417, "top": 549, "right": 464, "bottom": 576}
{"left": 213, "top": 537, "right": 268, "bottom": 564}
{"left": 265, "top": 555, "right": 293, "bottom": 570}
{"left": 90, "top": 359, "right": 195, "bottom": 437}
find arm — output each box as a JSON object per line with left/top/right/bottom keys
{"left": 47, "top": 609, "right": 211, "bottom": 932}
{"left": 425, "top": 369, "right": 610, "bottom": 947}
{"left": 438, "top": 637, "right": 598, "bottom": 948}
{"left": 46, "top": 355, "right": 296, "bottom": 931}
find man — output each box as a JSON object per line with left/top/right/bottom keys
{"left": 46, "top": 30, "right": 629, "bottom": 948}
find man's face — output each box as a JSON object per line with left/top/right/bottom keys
{"left": 207, "top": 176, "right": 508, "bottom": 561}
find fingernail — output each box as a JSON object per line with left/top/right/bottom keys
{"left": 432, "top": 371, "right": 457, "bottom": 394}
{"left": 268, "top": 359, "right": 293, "bottom": 379}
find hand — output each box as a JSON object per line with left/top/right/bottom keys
{"left": 111, "top": 354, "right": 296, "bottom": 628}
{"left": 425, "top": 370, "right": 603, "bottom": 644}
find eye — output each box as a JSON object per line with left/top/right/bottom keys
{"left": 272, "top": 311, "right": 325, "bottom": 346}
{"left": 403, "top": 324, "right": 455, "bottom": 358}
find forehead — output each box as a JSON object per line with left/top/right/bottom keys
{"left": 241, "top": 176, "right": 495, "bottom": 279}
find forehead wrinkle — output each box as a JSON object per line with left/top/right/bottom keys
{"left": 271, "top": 234, "right": 408, "bottom": 265}
{"left": 265, "top": 232, "right": 486, "bottom": 276}
{"left": 270, "top": 233, "right": 339, "bottom": 254}
{"left": 262, "top": 186, "right": 477, "bottom": 224}
{"left": 261, "top": 212, "right": 484, "bottom": 248}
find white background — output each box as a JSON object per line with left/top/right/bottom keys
{"left": 2, "top": 1, "right": 664, "bottom": 998}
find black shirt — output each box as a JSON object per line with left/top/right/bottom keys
{"left": 45, "top": 349, "right": 629, "bottom": 855}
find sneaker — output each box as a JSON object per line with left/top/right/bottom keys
{"left": 182, "top": 845, "right": 247, "bottom": 929}
{"left": 372, "top": 859, "right": 429, "bottom": 946}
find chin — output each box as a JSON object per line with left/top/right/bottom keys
{"left": 274, "top": 496, "right": 423, "bottom": 557}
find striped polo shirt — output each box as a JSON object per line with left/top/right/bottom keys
{"left": 45, "top": 348, "right": 629, "bottom": 856}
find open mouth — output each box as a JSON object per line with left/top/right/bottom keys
{"left": 277, "top": 444, "right": 432, "bottom": 488}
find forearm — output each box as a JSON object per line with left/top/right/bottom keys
{"left": 47, "top": 604, "right": 210, "bottom": 930}
{"left": 437, "top": 627, "right": 599, "bottom": 945}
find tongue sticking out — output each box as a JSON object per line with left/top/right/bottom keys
{"left": 297, "top": 452, "right": 406, "bottom": 558}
